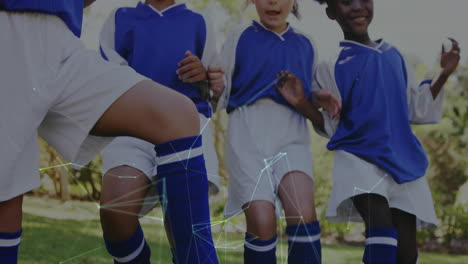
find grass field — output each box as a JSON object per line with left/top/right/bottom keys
{"left": 20, "top": 212, "right": 468, "bottom": 264}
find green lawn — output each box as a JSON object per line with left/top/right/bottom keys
{"left": 20, "top": 213, "right": 468, "bottom": 264}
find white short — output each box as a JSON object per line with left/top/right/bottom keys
{"left": 101, "top": 114, "right": 221, "bottom": 215}
{"left": 224, "top": 99, "right": 314, "bottom": 218}
{"left": 326, "top": 150, "right": 438, "bottom": 229}
{"left": 0, "top": 12, "right": 146, "bottom": 202}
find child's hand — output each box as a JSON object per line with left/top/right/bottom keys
{"left": 312, "top": 90, "right": 342, "bottom": 120}
{"left": 275, "top": 71, "right": 307, "bottom": 108}
{"left": 207, "top": 66, "right": 225, "bottom": 96}
{"left": 177, "top": 51, "right": 207, "bottom": 83}
{"left": 440, "top": 38, "right": 461, "bottom": 76}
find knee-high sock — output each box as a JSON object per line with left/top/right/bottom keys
{"left": 363, "top": 226, "right": 398, "bottom": 264}
{"left": 0, "top": 230, "right": 22, "bottom": 264}
{"left": 244, "top": 234, "right": 277, "bottom": 264}
{"left": 155, "top": 136, "right": 218, "bottom": 264}
{"left": 286, "top": 221, "right": 321, "bottom": 264}
{"left": 104, "top": 224, "right": 151, "bottom": 264}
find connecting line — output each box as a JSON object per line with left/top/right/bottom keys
{"left": 58, "top": 247, "right": 102, "bottom": 264}
{"left": 243, "top": 73, "right": 288, "bottom": 106}
{"left": 346, "top": 174, "right": 389, "bottom": 230}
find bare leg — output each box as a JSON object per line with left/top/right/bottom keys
{"left": 278, "top": 171, "right": 317, "bottom": 225}
{"left": 352, "top": 194, "right": 393, "bottom": 228}
{"left": 391, "top": 208, "right": 417, "bottom": 264}
{"left": 0, "top": 195, "right": 23, "bottom": 233}
{"left": 243, "top": 201, "right": 277, "bottom": 240}
{"left": 100, "top": 166, "right": 150, "bottom": 242}
{"left": 91, "top": 80, "right": 200, "bottom": 142}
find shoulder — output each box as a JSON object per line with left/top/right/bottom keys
{"left": 291, "top": 26, "right": 316, "bottom": 49}
{"left": 226, "top": 23, "right": 253, "bottom": 43}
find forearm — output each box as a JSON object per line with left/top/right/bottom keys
{"left": 294, "top": 97, "right": 325, "bottom": 131}
{"left": 430, "top": 71, "right": 450, "bottom": 99}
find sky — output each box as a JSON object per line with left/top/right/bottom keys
{"left": 83, "top": 0, "right": 467, "bottom": 67}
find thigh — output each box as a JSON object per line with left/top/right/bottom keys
{"left": 352, "top": 193, "right": 393, "bottom": 227}
{"left": 278, "top": 171, "right": 317, "bottom": 225}
{"left": 91, "top": 80, "right": 199, "bottom": 143}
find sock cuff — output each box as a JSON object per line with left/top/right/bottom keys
{"left": 105, "top": 225, "right": 146, "bottom": 259}
{"left": 365, "top": 226, "right": 398, "bottom": 247}
{"left": 245, "top": 234, "right": 277, "bottom": 252}
{"left": 154, "top": 136, "right": 202, "bottom": 156}
{"left": 0, "top": 230, "right": 22, "bottom": 247}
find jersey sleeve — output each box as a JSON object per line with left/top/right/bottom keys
{"left": 214, "top": 25, "right": 247, "bottom": 112}
{"left": 99, "top": 8, "right": 128, "bottom": 66}
{"left": 404, "top": 56, "right": 445, "bottom": 124}
{"left": 198, "top": 12, "right": 219, "bottom": 69}
{"left": 312, "top": 58, "right": 342, "bottom": 138}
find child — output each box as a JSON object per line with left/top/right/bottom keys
{"left": 213, "top": 0, "right": 340, "bottom": 263}
{"left": 278, "top": 0, "right": 461, "bottom": 263}
{"left": 98, "top": 0, "right": 220, "bottom": 263}
{"left": 0, "top": 0, "right": 217, "bottom": 263}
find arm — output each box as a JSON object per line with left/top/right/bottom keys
{"left": 407, "top": 38, "right": 461, "bottom": 124}
{"left": 99, "top": 9, "right": 129, "bottom": 66}
{"left": 211, "top": 26, "right": 247, "bottom": 112}
{"left": 429, "top": 38, "right": 460, "bottom": 99}
{"left": 275, "top": 71, "right": 341, "bottom": 132}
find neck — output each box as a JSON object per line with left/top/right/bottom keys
{"left": 261, "top": 20, "right": 288, "bottom": 34}
{"left": 145, "top": 0, "right": 176, "bottom": 11}
{"left": 344, "top": 32, "right": 378, "bottom": 47}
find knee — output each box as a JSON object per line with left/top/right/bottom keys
{"left": 159, "top": 92, "right": 200, "bottom": 139}
{"left": 244, "top": 202, "right": 277, "bottom": 240}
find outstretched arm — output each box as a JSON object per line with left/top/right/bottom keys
{"left": 430, "top": 38, "right": 461, "bottom": 99}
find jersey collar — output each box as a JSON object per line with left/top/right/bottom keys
{"left": 252, "top": 20, "right": 293, "bottom": 41}
{"left": 339, "top": 39, "right": 388, "bottom": 53}
{"left": 139, "top": 2, "right": 187, "bottom": 17}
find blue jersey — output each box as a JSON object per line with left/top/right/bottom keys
{"left": 0, "top": 0, "right": 83, "bottom": 37}
{"left": 325, "top": 41, "right": 429, "bottom": 183}
{"left": 219, "top": 21, "right": 316, "bottom": 113}
{"left": 100, "top": 3, "right": 216, "bottom": 117}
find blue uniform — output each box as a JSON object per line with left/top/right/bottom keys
{"left": 0, "top": 0, "right": 83, "bottom": 37}
{"left": 100, "top": 2, "right": 215, "bottom": 117}
{"left": 219, "top": 21, "right": 315, "bottom": 113}
{"left": 325, "top": 41, "right": 429, "bottom": 183}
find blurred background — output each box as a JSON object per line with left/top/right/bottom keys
{"left": 21, "top": 0, "right": 467, "bottom": 263}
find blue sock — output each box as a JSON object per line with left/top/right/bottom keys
{"left": 104, "top": 225, "right": 151, "bottom": 264}
{"left": 286, "top": 221, "right": 321, "bottom": 264}
{"left": 155, "top": 136, "right": 218, "bottom": 264}
{"left": 363, "top": 226, "right": 398, "bottom": 264}
{"left": 0, "top": 230, "right": 22, "bottom": 264}
{"left": 244, "top": 234, "right": 277, "bottom": 264}
{"left": 413, "top": 254, "right": 419, "bottom": 264}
